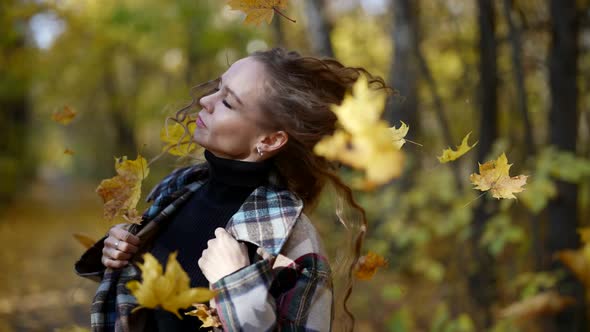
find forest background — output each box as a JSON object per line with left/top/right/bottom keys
{"left": 1, "top": 0, "right": 590, "bottom": 331}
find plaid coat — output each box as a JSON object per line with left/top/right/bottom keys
{"left": 75, "top": 163, "right": 333, "bottom": 332}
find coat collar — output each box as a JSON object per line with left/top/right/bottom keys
{"left": 144, "top": 163, "right": 303, "bottom": 257}
{"left": 226, "top": 185, "right": 303, "bottom": 256}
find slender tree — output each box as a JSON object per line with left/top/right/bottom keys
{"left": 303, "top": 0, "right": 333, "bottom": 57}
{"left": 469, "top": 0, "right": 498, "bottom": 327}
{"left": 0, "top": 1, "right": 35, "bottom": 209}
{"left": 546, "top": 0, "right": 587, "bottom": 330}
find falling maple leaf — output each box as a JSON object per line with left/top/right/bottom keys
{"left": 185, "top": 303, "right": 222, "bottom": 328}
{"left": 64, "top": 148, "right": 75, "bottom": 155}
{"left": 438, "top": 132, "right": 478, "bottom": 163}
{"left": 314, "top": 76, "right": 405, "bottom": 187}
{"left": 470, "top": 153, "right": 528, "bottom": 199}
{"left": 96, "top": 155, "right": 149, "bottom": 221}
{"left": 227, "top": 0, "right": 294, "bottom": 26}
{"left": 126, "top": 252, "right": 217, "bottom": 318}
{"left": 354, "top": 251, "right": 387, "bottom": 280}
{"left": 499, "top": 291, "right": 575, "bottom": 320}
{"left": 160, "top": 117, "right": 198, "bottom": 157}
{"left": 73, "top": 233, "right": 96, "bottom": 249}
{"left": 390, "top": 121, "right": 409, "bottom": 150}
{"left": 52, "top": 106, "right": 77, "bottom": 125}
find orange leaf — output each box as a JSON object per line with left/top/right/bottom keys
{"left": 228, "top": 0, "right": 293, "bottom": 26}
{"left": 122, "top": 208, "right": 143, "bottom": 225}
{"left": 52, "top": 106, "right": 77, "bottom": 125}
{"left": 73, "top": 233, "right": 97, "bottom": 249}
{"left": 96, "top": 155, "right": 149, "bottom": 221}
{"left": 354, "top": 251, "right": 387, "bottom": 280}
{"left": 555, "top": 249, "right": 590, "bottom": 288}
{"left": 499, "top": 291, "right": 575, "bottom": 320}
{"left": 185, "top": 303, "right": 222, "bottom": 328}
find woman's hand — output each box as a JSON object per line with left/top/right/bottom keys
{"left": 198, "top": 228, "right": 250, "bottom": 284}
{"left": 101, "top": 223, "right": 141, "bottom": 269}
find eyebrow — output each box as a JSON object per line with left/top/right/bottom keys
{"left": 220, "top": 76, "right": 244, "bottom": 106}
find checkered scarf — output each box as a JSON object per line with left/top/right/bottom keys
{"left": 78, "top": 162, "right": 305, "bottom": 332}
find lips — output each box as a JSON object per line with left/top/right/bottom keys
{"left": 196, "top": 115, "right": 207, "bottom": 128}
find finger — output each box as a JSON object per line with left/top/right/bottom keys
{"left": 114, "top": 240, "right": 139, "bottom": 255}
{"left": 214, "top": 227, "right": 228, "bottom": 238}
{"left": 107, "top": 247, "right": 132, "bottom": 261}
{"left": 197, "top": 256, "right": 206, "bottom": 269}
{"left": 106, "top": 237, "right": 138, "bottom": 255}
{"left": 102, "top": 257, "right": 129, "bottom": 269}
{"left": 110, "top": 227, "right": 140, "bottom": 246}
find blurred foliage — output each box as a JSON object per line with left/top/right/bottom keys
{"left": 0, "top": 0, "right": 589, "bottom": 331}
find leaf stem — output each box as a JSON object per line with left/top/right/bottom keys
{"left": 273, "top": 6, "right": 296, "bottom": 23}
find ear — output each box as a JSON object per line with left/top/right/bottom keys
{"left": 258, "top": 130, "right": 288, "bottom": 155}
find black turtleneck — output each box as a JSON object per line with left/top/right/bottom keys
{"left": 148, "top": 150, "right": 272, "bottom": 331}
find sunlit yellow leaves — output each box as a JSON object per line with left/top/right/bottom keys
{"left": 314, "top": 76, "right": 405, "bottom": 187}
{"left": 185, "top": 303, "right": 222, "bottom": 328}
{"left": 470, "top": 153, "right": 528, "bottom": 199}
{"left": 73, "top": 233, "right": 96, "bottom": 249}
{"left": 499, "top": 291, "right": 575, "bottom": 320}
{"left": 160, "top": 117, "right": 197, "bottom": 157}
{"left": 227, "top": 0, "right": 292, "bottom": 26}
{"left": 390, "top": 121, "right": 409, "bottom": 150}
{"left": 354, "top": 251, "right": 387, "bottom": 280}
{"left": 126, "top": 252, "right": 217, "bottom": 319}
{"left": 52, "top": 106, "right": 77, "bottom": 125}
{"left": 96, "top": 155, "right": 149, "bottom": 221}
{"left": 438, "top": 132, "right": 478, "bottom": 163}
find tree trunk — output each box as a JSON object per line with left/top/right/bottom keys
{"left": 546, "top": 0, "right": 587, "bottom": 330}
{"left": 469, "top": 0, "right": 498, "bottom": 327}
{"left": 303, "top": 0, "right": 334, "bottom": 57}
{"left": 385, "top": 0, "right": 419, "bottom": 135}
{"left": 0, "top": 6, "right": 34, "bottom": 209}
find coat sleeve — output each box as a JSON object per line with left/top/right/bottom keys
{"left": 74, "top": 236, "right": 107, "bottom": 282}
{"left": 211, "top": 253, "right": 333, "bottom": 332}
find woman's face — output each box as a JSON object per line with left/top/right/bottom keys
{"left": 194, "top": 56, "right": 270, "bottom": 161}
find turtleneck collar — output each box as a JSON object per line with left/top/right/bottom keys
{"left": 204, "top": 150, "right": 273, "bottom": 187}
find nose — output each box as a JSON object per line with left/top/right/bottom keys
{"left": 199, "top": 93, "right": 215, "bottom": 113}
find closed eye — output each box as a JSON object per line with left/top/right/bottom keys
{"left": 223, "top": 100, "right": 233, "bottom": 109}
{"left": 212, "top": 87, "right": 234, "bottom": 109}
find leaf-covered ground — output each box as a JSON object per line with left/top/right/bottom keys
{"left": 0, "top": 181, "right": 105, "bottom": 331}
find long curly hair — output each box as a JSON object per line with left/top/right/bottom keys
{"left": 170, "top": 48, "right": 392, "bottom": 331}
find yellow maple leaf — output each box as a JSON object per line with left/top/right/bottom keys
{"left": 390, "top": 121, "right": 409, "bottom": 150}
{"left": 96, "top": 155, "right": 149, "bottom": 221}
{"left": 227, "top": 0, "right": 290, "bottom": 26}
{"left": 72, "top": 233, "right": 96, "bottom": 249}
{"left": 438, "top": 132, "right": 478, "bottom": 163}
{"left": 354, "top": 251, "right": 387, "bottom": 280}
{"left": 160, "top": 117, "right": 198, "bottom": 157}
{"left": 314, "top": 76, "right": 405, "bottom": 187}
{"left": 52, "top": 106, "right": 77, "bottom": 125}
{"left": 127, "top": 252, "right": 217, "bottom": 318}
{"left": 469, "top": 153, "right": 528, "bottom": 199}
{"left": 185, "top": 303, "right": 222, "bottom": 328}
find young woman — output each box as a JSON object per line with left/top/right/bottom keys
{"left": 75, "top": 48, "right": 389, "bottom": 332}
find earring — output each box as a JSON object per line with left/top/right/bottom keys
{"left": 256, "top": 146, "right": 264, "bottom": 156}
